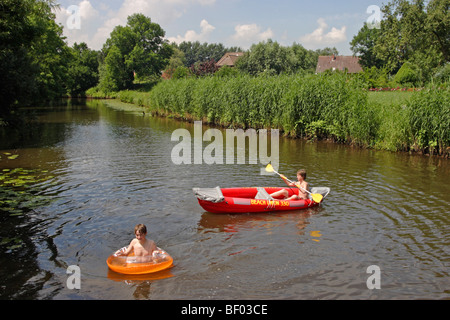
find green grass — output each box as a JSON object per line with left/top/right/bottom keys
{"left": 368, "top": 91, "right": 415, "bottom": 105}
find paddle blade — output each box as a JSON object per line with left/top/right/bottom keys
{"left": 265, "top": 164, "right": 274, "bottom": 173}
{"left": 311, "top": 193, "right": 323, "bottom": 203}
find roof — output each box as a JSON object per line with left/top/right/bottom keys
{"left": 216, "top": 52, "right": 244, "bottom": 67}
{"left": 316, "top": 55, "right": 363, "bottom": 73}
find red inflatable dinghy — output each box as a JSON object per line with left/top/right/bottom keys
{"left": 193, "top": 186, "right": 330, "bottom": 214}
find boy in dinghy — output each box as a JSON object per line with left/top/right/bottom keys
{"left": 116, "top": 224, "right": 157, "bottom": 263}
{"left": 270, "top": 169, "right": 309, "bottom": 200}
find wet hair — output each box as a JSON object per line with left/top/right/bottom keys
{"left": 134, "top": 224, "right": 147, "bottom": 235}
{"left": 297, "top": 169, "right": 307, "bottom": 179}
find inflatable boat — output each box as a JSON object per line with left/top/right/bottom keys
{"left": 193, "top": 186, "right": 330, "bottom": 214}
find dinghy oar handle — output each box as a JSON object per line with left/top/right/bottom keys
{"left": 265, "top": 164, "right": 324, "bottom": 203}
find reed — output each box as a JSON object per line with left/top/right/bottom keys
{"left": 148, "top": 73, "right": 377, "bottom": 145}
{"left": 91, "top": 73, "right": 448, "bottom": 155}
{"left": 407, "top": 87, "right": 450, "bottom": 155}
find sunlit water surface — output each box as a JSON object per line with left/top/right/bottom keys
{"left": 0, "top": 100, "right": 448, "bottom": 300}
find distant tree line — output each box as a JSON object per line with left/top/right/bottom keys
{"left": 165, "top": 39, "right": 339, "bottom": 79}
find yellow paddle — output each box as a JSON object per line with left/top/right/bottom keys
{"left": 265, "top": 164, "right": 324, "bottom": 203}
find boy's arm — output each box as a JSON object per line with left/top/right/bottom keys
{"left": 280, "top": 174, "right": 295, "bottom": 187}
{"left": 150, "top": 240, "right": 157, "bottom": 254}
{"left": 117, "top": 240, "right": 135, "bottom": 256}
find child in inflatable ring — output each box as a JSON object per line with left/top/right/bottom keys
{"left": 116, "top": 224, "right": 157, "bottom": 263}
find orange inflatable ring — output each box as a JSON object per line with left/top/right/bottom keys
{"left": 106, "top": 247, "right": 173, "bottom": 275}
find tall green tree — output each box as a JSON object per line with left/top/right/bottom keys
{"left": 425, "top": 0, "right": 449, "bottom": 63}
{"left": 99, "top": 14, "right": 173, "bottom": 92}
{"left": 0, "top": 0, "right": 70, "bottom": 122}
{"left": 28, "top": 1, "right": 71, "bottom": 101}
{"left": 350, "top": 24, "right": 384, "bottom": 69}
{"left": 66, "top": 43, "right": 99, "bottom": 96}
{"left": 375, "top": 0, "right": 448, "bottom": 80}
{"left": 1, "top": 0, "right": 37, "bottom": 120}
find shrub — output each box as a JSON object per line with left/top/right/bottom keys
{"left": 394, "top": 62, "right": 419, "bottom": 87}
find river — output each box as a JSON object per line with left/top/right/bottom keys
{"left": 0, "top": 99, "right": 448, "bottom": 300}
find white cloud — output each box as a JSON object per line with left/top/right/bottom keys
{"left": 54, "top": 0, "right": 217, "bottom": 50}
{"left": 53, "top": 0, "right": 100, "bottom": 46}
{"left": 300, "top": 18, "right": 347, "bottom": 49}
{"left": 230, "top": 24, "right": 274, "bottom": 49}
{"left": 167, "top": 19, "right": 216, "bottom": 44}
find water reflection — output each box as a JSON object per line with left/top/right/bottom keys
{"left": 198, "top": 209, "right": 319, "bottom": 236}
{"left": 0, "top": 99, "right": 448, "bottom": 299}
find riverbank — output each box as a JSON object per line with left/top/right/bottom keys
{"left": 87, "top": 74, "right": 449, "bottom": 157}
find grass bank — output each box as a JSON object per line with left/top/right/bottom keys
{"left": 87, "top": 74, "right": 449, "bottom": 156}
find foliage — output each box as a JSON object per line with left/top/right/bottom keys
{"left": 351, "top": 0, "right": 449, "bottom": 86}
{"left": 147, "top": 73, "right": 449, "bottom": 154}
{"left": 0, "top": 0, "right": 71, "bottom": 123}
{"left": 162, "top": 47, "right": 186, "bottom": 79}
{"left": 0, "top": 164, "right": 54, "bottom": 217}
{"left": 174, "top": 41, "right": 242, "bottom": 67}
{"left": 350, "top": 24, "right": 384, "bottom": 69}
{"left": 235, "top": 40, "right": 319, "bottom": 76}
{"left": 407, "top": 86, "right": 450, "bottom": 155}
{"left": 358, "top": 66, "right": 390, "bottom": 88}
{"left": 98, "top": 45, "right": 129, "bottom": 92}
{"left": 148, "top": 73, "right": 376, "bottom": 145}
{"left": 98, "top": 13, "right": 173, "bottom": 92}
{"left": 393, "top": 62, "right": 420, "bottom": 87}
{"left": 214, "top": 66, "right": 240, "bottom": 78}
{"left": 66, "top": 43, "right": 100, "bottom": 96}
{"left": 28, "top": 2, "right": 72, "bottom": 102}
{"left": 190, "top": 59, "right": 219, "bottom": 77}
{"left": 433, "top": 63, "right": 450, "bottom": 83}
{"left": 172, "top": 66, "right": 192, "bottom": 80}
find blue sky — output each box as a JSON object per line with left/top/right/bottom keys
{"left": 54, "top": 0, "right": 387, "bottom": 55}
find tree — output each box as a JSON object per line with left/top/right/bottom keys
{"left": 66, "top": 43, "right": 99, "bottom": 96}
{"left": 235, "top": 40, "right": 321, "bottom": 76}
{"left": 99, "top": 14, "right": 173, "bottom": 91}
{"left": 315, "top": 47, "right": 339, "bottom": 56}
{"left": 0, "top": 0, "right": 71, "bottom": 123}
{"left": 350, "top": 24, "right": 384, "bottom": 69}
{"left": 99, "top": 45, "right": 127, "bottom": 92}
{"left": 162, "top": 47, "right": 186, "bottom": 79}
{"left": 0, "top": 0, "right": 38, "bottom": 121}
{"left": 29, "top": 2, "right": 72, "bottom": 101}
{"left": 426, "top": 0, "right": 449, "bottom": 63}
{"left": 290, "top": 43, "right": 319, "bottom": 72}
{"left": 374, "top": 0, "right": 448, "bottom": 79}
{"left": 190, "top": 59, "right": 219, "bottom": 77}
{"left": 236, "top": 40, "right": 289, "bottom": 75}
{"left": 126, "top": 14, "right": 173, "bottom": 79}
{"left": 175, "top": 41, "right": 242, "bottom": 67}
